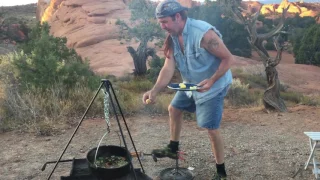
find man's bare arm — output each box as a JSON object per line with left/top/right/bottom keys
{"left": 151, "top": 52, "right": 176, "bottom": 94}
{"left": 201, "top": 30, "right": 233, "bottom": 84}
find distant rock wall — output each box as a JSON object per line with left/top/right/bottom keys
{"left": 36, "top": 0, "right": 138, "bottom": 77}
{"left": 257, "top": 0, "right": 319, "bottom": 17}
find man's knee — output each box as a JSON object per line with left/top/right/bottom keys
{"left": 168, "top": 104, "right": 183, "bottom": 117}
{"left": 207, "top": 128, "right": 220, "bottom": 138}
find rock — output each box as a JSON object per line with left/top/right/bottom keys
{"left": 36, "top": 0, "right": 133, "bottom": 76}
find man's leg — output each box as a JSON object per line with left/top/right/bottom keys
{"left": 209, "top": 128, "right": 227, "bottom": 179}
{"left": 152, "top": 91, "right": 195, "bottom": 159}
{"left": 168, "top": 104, "right": 183, "bottom": 141}
{"left": 208, "top": 128, "right": 225, "bottom": 164}
{"left": 196, "top": 87, "right": 229, "bottom": 179}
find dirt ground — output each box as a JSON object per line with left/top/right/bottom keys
{"left": 0, "top": 105, "right": 319, "bottom": 180}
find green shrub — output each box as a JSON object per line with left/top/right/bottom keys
{"left": 0, "top": 22, "right": 102, "bottom": 134}
{"left": 280, "top": 91, "right": 303, "bottom": 104}
{"left": 264, "top": 40, "right": 276, "bottom": 50}
{"left": 0, "top": 83, "right": 103, "bottom": 134}
{"left": 15, "top": 22, "right": 100, "bottom": 92}
{"left": 280, "top": 91, "right": 320, "bottom": 106}
{"left": 233, "top": 69, "right": 267, "bottom": 89}
{"left": 112, "top": 89, "right": 143, "bottom": 115}
{"left": 117, "top": 77, "right": 153, "bottom": 93}
{"left": 294, "top": 24, "right": 320, "bottom": 66}
{"left": 232, "top": 67, "right": 289, "bottom": 92}
{"left": 147, "top": 57, "right": 165, "bottom": 83}
{"left": 226, "top": 79, "right": 262, "bottom": 107}
{"left": 301, "top": 96, "right": 320, "bottom": 106}
{"left": 242, "top": 74, "right": 268, "bottom": 89}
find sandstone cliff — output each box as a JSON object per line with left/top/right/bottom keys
{"left": 37, "top": 0, "right": 135, "bottom": 76}
{"left": 242, "top": 0, "right": 319, "bottom": 18}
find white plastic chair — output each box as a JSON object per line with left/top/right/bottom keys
{"left": 304, "top": 132, "right": 320, "bottom": 179}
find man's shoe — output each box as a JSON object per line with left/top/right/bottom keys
{"left": 212, "top": 173, "right": 227, "bottom": 180}
{"left": 151, "top": 145, "right": 178, "bottom": 159}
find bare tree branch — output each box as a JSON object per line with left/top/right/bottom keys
{"left": 258, "top": 6, "right": 290, "bottom": 40}
{"left": 222, "top": 0, "right": 288, "bottom": 112}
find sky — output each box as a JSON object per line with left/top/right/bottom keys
{"left": 0, "top": 0, "right": 318, "bottom": 7}
{"left": 0, "top": 0, "right": 38, "bottom": 7}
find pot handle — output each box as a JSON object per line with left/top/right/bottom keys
{"left": 93, "top": 131, "right": 110, "bottom": 167}
{"left": 41, "top": 159, "right": 74, "bottom": 171}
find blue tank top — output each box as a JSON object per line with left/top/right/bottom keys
{"left": 171, "top": 18, "right": 232, "bottom": 104}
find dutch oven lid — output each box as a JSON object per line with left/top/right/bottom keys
{"left": 159, "top": 167, "right": 194, "bottom": 180}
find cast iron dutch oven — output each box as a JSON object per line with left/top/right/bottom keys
{"left": 86, "top": 145, "right": 132, "bottom": 179}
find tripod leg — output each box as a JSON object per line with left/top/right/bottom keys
{"left": 46, "top": 81, "right": 104, "bottom": 180}
{"left": 107, "top": 80, "right": 146, "bottom": 175}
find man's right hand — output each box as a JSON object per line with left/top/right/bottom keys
{"left": 142, "top": 55, "right": 175, "bottom": 105}
{"left": 142, "top": 90, "right": 157, "bottom": 104}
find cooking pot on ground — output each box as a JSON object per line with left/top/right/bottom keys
{"left": 86, "top": 145, "right": 132, "bottom": 179}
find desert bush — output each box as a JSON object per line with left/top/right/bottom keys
{"left": 0, "top": 22, "right": 103, "bottom": 134}
{"left": 264, "top": 41, "right": 275, "bottom": 50}
{"left": 226, "top": 78, "right": 262, "bottom": 107}
{"left": 242, "top": 74, "right": 268, "bottom": 89}
{"left": 280, "top": 91, "right": 303, "bottom": 104}
{"left": 279, "top": 83, "right": 290, "bottom": 92}
{"left": 16, "top": 22, "right": 100, "bottom": 92}
{"left": 116, "top": 77, "right": 153, "bottom": 93}
{"left": 240, "top": 65, "right": 266, "bottom": 78}
{"left": 147, "top": 57, "right": 165, "bottom": 83}
{"left": 232, "top": 68, "right": 267, "bottom": 89}
{"left": 301, "top": 96, "right": 320, "bottom": 107}
{"left": 280, "top": 91, "right": 320, "bottom": 106}
{"left": 0, "top": 82, "right": 104, "bottom": 134}
{"left": 233, "top": 67, "right": 289, "bottom": 91}
{"left": 111, "top": 88, "right": 144, "bottom": 115}
{"left": 293, "top": 24, "right": 320, "bottom": 66}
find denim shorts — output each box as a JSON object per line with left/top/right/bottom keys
{"left": 170, "top": 86, "right": 229, "bottom": 130}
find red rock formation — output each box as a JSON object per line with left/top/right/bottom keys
{"left": 257, "top": 0, "right": 319, "bottom": 18}
{"left": 36, "top": 0, "right": 137, "bottom": 76}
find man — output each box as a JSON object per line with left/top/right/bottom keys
{"left": 142, "top": 0, "right": 233, "bottom": 179}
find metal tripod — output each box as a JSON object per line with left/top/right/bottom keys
{"left": 46, "top": 79, "right": 145, "bottom": 180}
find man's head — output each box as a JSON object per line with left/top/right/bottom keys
{"left": 155, "top": 0, "right": 188, "bottom": 35}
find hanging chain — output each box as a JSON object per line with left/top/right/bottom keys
{"left": 103, "top": 90, "right": 111, "bottom": 133}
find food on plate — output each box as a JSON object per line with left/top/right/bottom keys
{"left": 190, "top": 86, "right": 197, "bottom": 90}
{"left": 179, "top": 83, "right": 186, "bottom": 89}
